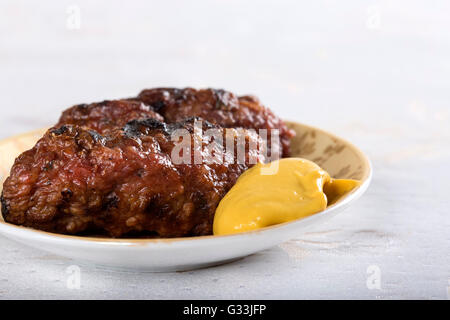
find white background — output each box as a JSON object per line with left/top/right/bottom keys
{"left": 0, "top": 0, "right": 449, "bottom": 299}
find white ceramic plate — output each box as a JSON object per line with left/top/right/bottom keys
{"left": 0, "top": 122, "right": 372, "bottom": 272}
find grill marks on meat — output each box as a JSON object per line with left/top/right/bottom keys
{"left": 56, "top": 100, "right": 164, "bottom": 134}
{"left": 137, "top": 88, "right": 295, "bottom": 157}
{"left": 1, "top": 119, "right": 264, "bottom": 237}
{"left": 2, "top": 88, "right": 294, "bottom": 238}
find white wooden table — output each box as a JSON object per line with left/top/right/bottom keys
{"left": 0, "top": 0, "right": 448, "bottom": 299}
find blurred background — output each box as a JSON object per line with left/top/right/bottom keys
{"left": 0, "top": 0, "right": 449, "bottom": 299}
{"left": 1, "top": 0, "right": 449, "bottom": 143}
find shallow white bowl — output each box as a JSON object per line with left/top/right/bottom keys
{"left": 0, "top": 122, "right": 372, "bottom": 272}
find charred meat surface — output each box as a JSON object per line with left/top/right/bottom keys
{"left": 137, "top": 88, "right": 295, "bottom": 157}
{"left": 1, "top": 118, "right": 265, "bottom": 237}
{"left": 56, "top": 100, "right": 164, "bottom": 134}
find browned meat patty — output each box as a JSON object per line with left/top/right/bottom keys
{"left": 137, "top": 88, "right": 295, "bottom": 157}
{"left": 1, "top": 118, "right": 264, "bottom": 237}
{"left": 56, "top": 99, "right": 164, "bottom": 134}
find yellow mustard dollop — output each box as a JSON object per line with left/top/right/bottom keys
{"left": 213, "top": 158, "right": 360, "bottom": 235}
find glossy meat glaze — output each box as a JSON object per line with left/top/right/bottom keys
{"left": 1, "top": 88, "right": 294, "bottom": 237}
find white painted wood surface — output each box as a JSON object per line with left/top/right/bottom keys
{"left": 0, "top": 0, "right": 448, "bottom": 299}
